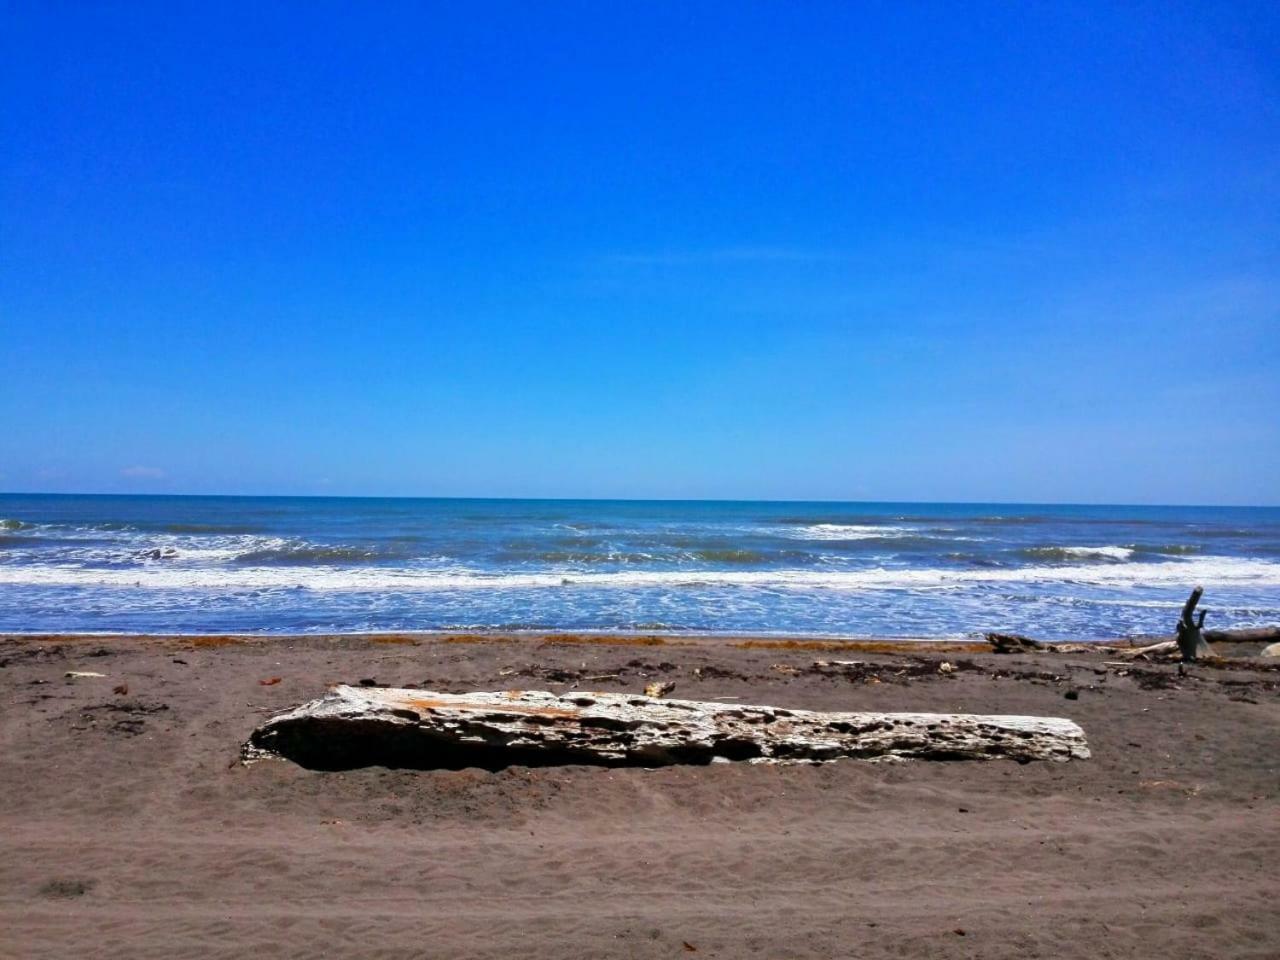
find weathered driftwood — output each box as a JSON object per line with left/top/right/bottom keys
{"left": 1175, "top": 586, "right": 1213, "bottom": 662}
{"left": 988, "top": 588, "right": 1279, "bottom": 662}
{"left": 985, "top": 633, "right": 1098, "bottom": 655}
{"left": 991, "top": 629, "right": 1278, "bottom": 660}
{"left": 1118, "top": 620, "right": 1280, "bottom": 660}
{"left": 985, "top": 633, "right": 1047, "bottom": 654}
{"left": 1114, "top": 639, "right": 1181, "bottom": 662}
{"left": 1202, "top": 626, "right": 1280, "bottom": 644}
{"left": 243, "top": 685, "right": 1090, "bottom": 770}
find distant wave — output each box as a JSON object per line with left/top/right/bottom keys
{"left": 161, "top": 522, "right": 264, "bottom": 534}
{"left": 0, "top": 518, "right": 268, "bottom": 537}
{"left": 1019, "top": 544, "right": 1207, "bottom": 562}
{"left": 495, "top": 549, "right": 661, "bottom": 565}
{"left": 3, "top": 555, "right": 1277, "bottom": 592}
{"left": 777, "top": 516, "right": 904, "bottom": 526}
{"left": 1131, "top": 543, "right": 1202, "bottom": 556}
{"left": 492, "top": 547, "right": 802, "bottom": 566}
{"left": 689, "top": 548, "right": 769, "bottom": 564}
{"left": 1020, "top": 545, "right": 1135, "bottom": 562}
{"left": 231, "top": 544, "right": 384, "bottom": 565}
{"left": 111, "top": 535, "right": 422, "bottom": 567}
{"left": 782, "top": 523, "right": 918, "bottom": 541}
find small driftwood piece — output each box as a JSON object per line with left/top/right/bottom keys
{"left": 243, "top": 685, "right": 1090, "bottom": 770}
{"left": 986, "top": 633, "right": 1048, "bottom": 654}
{"left": 1115, "top": 639, "right": 1180, "bottom": 662}
{"left": 985, "top": 633, "right": 1099, "bottom": 655}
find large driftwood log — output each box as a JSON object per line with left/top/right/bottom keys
{"left": 243, "top": 685, "right": 1090, "bottom": 770}
{"left": 1202, "top": 626, "right": 1280, "bottom": 644}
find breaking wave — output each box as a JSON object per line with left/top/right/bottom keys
{"left": 782, "top": 523, "right": 919, "bottom": 541}
{"left": 161, "top": 523, "right": 265, "bottom": 534}
{"left": 231, "top": 544, "right": 385, "bottom": 565}
{"left": 2, "top": 554, "right": 1277, "bottom": 592}
{"left": 2, "top": 496, "right": 1276, "bottom": 636}
{"left": 1020, "top": 545, "right": 1135, "bottom": 562}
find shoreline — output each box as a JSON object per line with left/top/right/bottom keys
{"left": 0, "top": 629, "right": 1104, "bottom": 657}
{"left": 0, "top": 627, "right": 1152, "bottom": 646}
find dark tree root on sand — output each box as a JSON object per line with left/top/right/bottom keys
{"left": 242, "top": 686, "right": 1090, "bottom": 772}
{"left": 1174, "top": 587, "right": 1213, "bottom": 662}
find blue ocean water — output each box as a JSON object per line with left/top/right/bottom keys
{"left": 1, "top": 495, "right": 1278, "bottom": 638}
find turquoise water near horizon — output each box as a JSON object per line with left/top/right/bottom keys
{"left": 1, "top": 494, "right": 1278, "bottom": 638}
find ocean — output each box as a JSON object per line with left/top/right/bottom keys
{"left": 1, "top": 494, "right": 1278, "bottom": 638}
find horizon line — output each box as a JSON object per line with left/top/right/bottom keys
{"left": 1, "top": 490, "right": 1276, "bottom": 510}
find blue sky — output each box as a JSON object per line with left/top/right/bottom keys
{"left": 2, "top": 2, "right": 1277, "bottom": 504}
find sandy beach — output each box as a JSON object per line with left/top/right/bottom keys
{"left": 2, "top": 631, "right": 1277, "bottom": 959}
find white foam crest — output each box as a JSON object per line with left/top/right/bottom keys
{"left": 783, "top": 523, "right": 917, "bottom": 540}
{"left": 1, "top": 534, "right": 298, "bottom": 566}
{"left": 2, "top": 555, "right": 1278, "bottom": 592}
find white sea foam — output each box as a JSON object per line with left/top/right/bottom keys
{"left": 2, "top": 555, "right": 1278, "bottom": 592}
{"left": 783, "top": 523, "right": 917, "bottom": 540}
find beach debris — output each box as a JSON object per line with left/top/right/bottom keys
{"left": 1201, "top": 626, "right": 1280, "bottom": 644}
{"left": 65, "top": 671, "right": 106, "bottom": 679}
{"left": 1114, "top": 640, "right": 1179, "bottom": 662}
{"left": 113, "top": 683, "right": 128, "bottom": 696}
{"left": 988, "top": 590, "right": 1276, "bottom": 662}
{"left": 1117, "top": 589, "right": 1217, "bottom": 663}
{"left": 259, "top": 677, "right": 283, "bottom": 686}
{"left": 985, "top": 633, "right": 1048, "bottom": 654}
{"left": 643, "top": 681, "right": 676, "bottom": 698}
{"left": 938, "top": 661, "right": 955, "bottom": 674}
{"left": 39, "top": 879, "right": 94, "bottom": 899}
{"left": 986, "top": 634, "right": 1100, "bottom": 655}
{"left": 1261, "top": 643, "right": 1280, "bottom": 658}
{"left": 242, "top": 686, "right": 1091, "bottom": 771}
{"left": 683, "top": 942, "right": 698, "bottom": 952}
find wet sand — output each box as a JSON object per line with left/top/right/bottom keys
{"left": 2, "top": 632, "right": 1278, "bottom": 959}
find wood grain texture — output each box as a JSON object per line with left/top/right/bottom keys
{"left": 244, "top": 685, "right": 1091, "bottom": 769}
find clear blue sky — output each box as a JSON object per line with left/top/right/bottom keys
{"left": 2, "top": 2, "right": 1277, "bottom": 504}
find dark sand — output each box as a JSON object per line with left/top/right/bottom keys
{"left": 2, "top": 632, "right": 1278, "bottom": 959}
